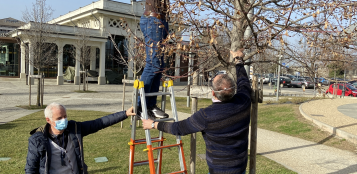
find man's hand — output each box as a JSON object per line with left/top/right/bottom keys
{"left": 230, "top": 48, "right": 245, "bottom": 64}
{"left": 230, "top": 48, "right": 245, "bottom": 58}
{"left": 126, "top": 107, "right": 136, "bottom": 117}
{"left": 142, "top": 119, "right": 157, "bottom": 129}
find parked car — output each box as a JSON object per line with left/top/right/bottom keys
{"left": 318, "top": 77, "right": 329, "bottom": 86}
{"left": 285, "top": 74, "right": 296, "bottom": 80}
{"left": 326, "top": 83, "right": 357, "bottom": 97}
{"left": 348, "top": 80, "right": 357, "bottom": 88}
{"left": 290, "top": 78, "right": 305, "bottom": 88}
{"left": 271, "top": 76, "right": 292, "bottom": 87}
{"left": 329, "top": 78, "right": 347, "bottom": 84}
{"left": 302, "top": 77, "right": 316, "bottom": 88}
{"left": 262, "top": 75, "right": 271, "bottom": 84}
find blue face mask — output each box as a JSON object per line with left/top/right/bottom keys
{"left": 54, "top": 118, "right": 68, "bottom": 131}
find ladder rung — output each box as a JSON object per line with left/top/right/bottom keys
{"left": 135, "top": 137, "right": 160, "bottom": 143}
{"left": 168, "top": 170, "right": 187, "bottom": 174}
{"left": 132, "top": 137, "right": 164, "bottom": 145}
{"left": 145, "top": 92, "right": 171, "bottom": 97}
{"left": 154, "top": 118, "right": 175, "bottom": 122}
{"left": 151, "top": 143, "right": 181, "bottom": 151}
{"left": 133, "top": 159, "right": 158, "bottom": 166}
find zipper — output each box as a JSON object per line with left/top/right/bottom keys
{"left": 75, "top": 122, "right": 84, "bottom": 174}
{"left": 45, "top": 151, "right": 48, "bottom": 174}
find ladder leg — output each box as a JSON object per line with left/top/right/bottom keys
{"left": 156, "top": 82, "right": 167, "bottom": 174}
{"left": 129, "top": 138, "right": 135, "bottom": 174}
{"left": 147, "top": 145, "right": 156, "bottom": 174}
{"left": 156, "top": 138, "right": 164, "bottom": 174}
{"left": 169, "top": 82, "right": 187, "bottom": 173}
{"left": 139, "top": 81, "right": 157, "bottom": 174}
{"left": 129, "top": 81, "right": 139, "bottom": 174}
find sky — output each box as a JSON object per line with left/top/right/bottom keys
{"left": 0, "top": 0, "right": 131, "bottom": 20}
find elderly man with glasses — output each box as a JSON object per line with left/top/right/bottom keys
{"left": 142, "top": 48, "right": 252, "bottom": 174}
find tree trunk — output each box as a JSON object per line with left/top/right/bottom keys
{"left": 134, "top": 61, "right": 137, "bottom": 80}
{"left": 229, "top": 0, "right": 247, "bottom": 81}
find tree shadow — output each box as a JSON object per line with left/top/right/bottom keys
{"left": 327, "top": 164, "right": 357, "bottom": 174}
{"left": 0, "top": 122, "right": 16, "bottom": 129}
{"left": 259, "top": 122, "right": 357, "bottom": 156}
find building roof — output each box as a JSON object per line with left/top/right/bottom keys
{"left": 49, "top": 0, "right": 144, "bottom": 25}
{"left": 0, "top": 18, "right": 25, "bottom": 28}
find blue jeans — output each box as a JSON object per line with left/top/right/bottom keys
{"left": 138, "top": 15, "right": 169, "bottom": 108}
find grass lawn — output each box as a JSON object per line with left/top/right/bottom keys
{"left": 0, "top": 110, "right": 294, "bottom": 174}
{"left": 17, "top": 105, "right": 47, "bottom": 110}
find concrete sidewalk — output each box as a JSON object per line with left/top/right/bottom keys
{"left": 1, "top": 80, "right": 357, "bottom": 173}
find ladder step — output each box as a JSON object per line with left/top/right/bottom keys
{"left": 151, "top": 143, "right": 182, "bottom": 151}
{"left": 131, "top": 137, "right": 164, "bottom": 145}
{"left": 133, "top": 159, "right": 158, "bottom": 166}
{"left": 168, "top": 170, "right": 187, "bottom": 174}
{"left": 145, "top": 92, "right": 171, "bottom": 97}
{"left": 154, "top": 118, "right": 175, "bottom": 122}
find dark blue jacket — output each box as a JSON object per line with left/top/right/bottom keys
{"left": 158, "top": 64, "right": 251, "bottom": 174}
{"left": 25, "top": 111, "right": 128, "bottom": 174}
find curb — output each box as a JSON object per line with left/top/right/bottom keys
{"left": 299, "top": 103, "right": 357, "bottom": 145}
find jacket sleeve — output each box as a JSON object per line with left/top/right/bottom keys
{"left": 80, "top": 111, "right": 127, "bottom": 137}
{"left": 235, "top": 64, "right": 252, "bottom": 100}
{"left": 25, "top": 137, "right": 41, "bottom": 174}
{"left": 157, "top": 109, "right": 206, "bottom": 136}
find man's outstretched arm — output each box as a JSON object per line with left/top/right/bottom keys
{"left": 80, "top": 107, "right": 136, "bottom": 137}
{"left": 142, "top": 109, "right": 206, "bottom": 136}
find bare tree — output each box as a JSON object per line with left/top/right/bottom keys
{"left": 68, "top": 27, "right": 95, "bottom": 91}
{"left": 107, "top": 19, "right": 146, "bottom": 80}
{"left": 19, "top": 0, "right": 58, "bottom": 106}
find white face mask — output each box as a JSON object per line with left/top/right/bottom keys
{"left": 212, "top": 97, "right": 221, "bottom": 103}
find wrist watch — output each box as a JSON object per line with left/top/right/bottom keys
{"left": 151, "top": 121, "right": 156, "bottom": 129}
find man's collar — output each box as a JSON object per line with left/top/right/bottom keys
{"left": 212, "top": 98, "right": 221, "bottom": 103}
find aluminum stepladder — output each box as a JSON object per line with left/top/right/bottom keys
{"left": 129, "top": 79, "right": 187, "bottom": 174}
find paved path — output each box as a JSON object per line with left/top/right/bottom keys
{"left": 1, "top": 80, "right": 357, "bottom": 173}
{"left": 300, "top": 98, "right": 357, "bottom": 145}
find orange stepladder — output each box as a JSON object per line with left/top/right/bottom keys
{"left": 129, "top": 80, "right": 187, "bottom": 174}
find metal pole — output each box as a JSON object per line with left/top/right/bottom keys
{"left": 276, "top": 55, "right": 281, "bottom": 101}
{"left": 29, "top": 77, "right": 31, "bottom": 106}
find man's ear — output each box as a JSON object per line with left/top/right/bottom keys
{"left": 46, "top": 118, "right": 52, "bottom": 124}
{"left": 212, "top": 90, "right": 215, "bottom": 97}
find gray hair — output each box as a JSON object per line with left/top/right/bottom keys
{"left": 212, "top": 74, "right": 236, "bottom": 102}
{"left": 44, "top": 102, "right": 66, "bottom": 120}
